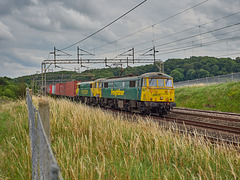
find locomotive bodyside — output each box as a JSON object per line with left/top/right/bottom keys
{"left": 74, "top": 72, "right": 175, "bottom": 115}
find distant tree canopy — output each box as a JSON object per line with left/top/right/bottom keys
{"left": 71, "top": 56, "right": 240, "bottom": 82}
{"left": 13, "top": 56, "right": 240, "bottom": 87}
{"left": 164, "top": 56, "right": 240, "bottom": 82}
{"left": 0, "top": 77, "right": 27, "bottom": 99}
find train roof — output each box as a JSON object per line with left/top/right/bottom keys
{"left": 94, "top": 78, "right": 107, "bottom": 82}
{"left": 77, "top": 72, "right": 172, "bottom": 84}
{"left": 77, "top": 81, "right": 94, "bottom": 85}
{"left": 103, "top": 76, "right": 139, "bottom": 82}
{"left": 140, "top": 72, "right": 172, "bottom": 78}
{"left": 103, "top": 72, "right": 172, "bottom": 82}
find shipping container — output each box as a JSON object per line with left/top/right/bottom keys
{"left": 52, "top": 85, "right": 56, "bottom": 95}
{"left": 59, "top": 83, "right": 66, "bottom": 96}
{"left": 55, "top": 83, "right": 66, "bottom": 95}
{"left": 49, "top": 85, "right": 53, "bottom": 94}
{"left": 65, "top": 81, "right": 79, "bottom": 97}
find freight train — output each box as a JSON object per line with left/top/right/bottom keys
{"left": 47, "top": 72, "right": 176, "bottom": 116}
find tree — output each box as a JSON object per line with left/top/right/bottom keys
{"left": 170, "top": 69, "right": 184, "bottom": 82}
{"left": 186, "top": 69, "right": 195, "bottom": 80}
{"left": 194, "top": 62, "right": 202, "bottom": 70}
{"left": 210, "top": 65, "right": 219, "bottom": 75}
{"left": 198, "top": 69, "right": 210, "bottom": 78}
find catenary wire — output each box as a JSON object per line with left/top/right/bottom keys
{"left": 90, "top": 0, "right": 209, "bottom": 52}
{"left": 94, "top": 11, "right": 240, "bottom": 56}
{"left": 59, "top": 0, "right": 147, "bottom": 51}
{"left": 155, "top": 35, "right": 240, "bottom": 55}
{"left": 136, "top": 22, "right": 240, "bottom": 53}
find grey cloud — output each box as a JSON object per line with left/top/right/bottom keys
{"left": 1, "top": 0, "right": 240, "bottom": 78}
{"left": 0, "top": 0, "right": 32, "bottom": 16}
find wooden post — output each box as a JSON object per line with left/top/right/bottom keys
{"left": 38, "top": 98, "right": 50, "bottom": 143}
{"left": 29, "top": 89, "right": 33, "bottom": 99}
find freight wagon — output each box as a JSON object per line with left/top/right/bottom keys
{"left": 48, "top": 72, "right": 176, "bottom": 116}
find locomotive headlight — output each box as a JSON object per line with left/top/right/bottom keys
{"left": 160, "top": 96, "right": 163, "bottom": 100}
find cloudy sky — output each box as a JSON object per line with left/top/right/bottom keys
{"left": 0, "top": 0, "right": 240, "bottom": 78}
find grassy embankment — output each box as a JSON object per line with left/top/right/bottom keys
{"left": 0, "top": 81, "right": 240, "bottom": 179}
{"left": 175, "top": 81, "right": 240, "bottom": 113}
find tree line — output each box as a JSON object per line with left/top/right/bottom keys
{"left": 0, "top": 77, "right": 27, "bottom": 100}
{"left": 3, "top": 56, "right": 240, "bottom": 100}
{"left": 82, "top": 56, "right": 240, "bottom": 82}
{"left": 164, "top": 56, "right": 240, "bottom": 82}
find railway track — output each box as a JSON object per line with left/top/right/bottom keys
{"left": 168, "top": 107, "right": 240, "bottom": 136}
{"left": 173, "top": 107, "right": 240, "bottom": 122}
{"left": 107, "top": 106, "right": 240, "bottom": 146}
{"left": 163, "top": 116, "right": 240, "bottom": 135}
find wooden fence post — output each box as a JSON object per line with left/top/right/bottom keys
{"left": 38, "top": 98, "right": 50, "bottom": 143}
{"left": 29, "top": 89, "right": 33, "bottom": 99}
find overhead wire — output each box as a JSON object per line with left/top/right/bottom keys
{"left": 136, "top": 22, "right": 240, "bottom": 53}
{"left": 59, "top": 0, "right": 147, "bottom": 51}
{"left": 154, "top": 35, "right": 240, "bottom": 55}
{"left": 120, "top": 11, "right": 240, "bottom": 52}
{"left": 155, "top": 28, "right": 240, "bottom": 52}
{"left": 90, "top": 0, "right": 210, "bottom": 52}
{"left": 94, "top": 10, "right": 240, "bottom": 57}
{"left": 96, "top": 21, "right": 240, "bottom": 57}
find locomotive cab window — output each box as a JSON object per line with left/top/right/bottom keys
{"left": 165, "top": 79, "right": 173, "bottom": 87}
{"left": 130, "top": 81, "right": 136, "bottom": 87}
{"left": 143, "top": 79, "right": 147, "bottom": 87}
{"left": 104, "top": 82, "right": 108, "bottom": 88}
{"left": 157, "top": 79, "right": 164, "bottom": 87}
{"left": 149, "top": 78, "right": 157, "bottom": 87}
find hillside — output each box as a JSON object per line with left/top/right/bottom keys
{"left": 175, "top": 81, "right": 240, "bottom": 113}
{"left": 13, "top": 56, "right": 240, "bottom": 86}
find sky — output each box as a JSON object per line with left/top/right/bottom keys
{"left": 0, "top": 0, "right": 240, "bottom": 78}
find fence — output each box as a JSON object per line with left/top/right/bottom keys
{"left": 174, "top": 72, "right": 240, "bottom": 88}
{"left": 26, "top": 89, "right": 63, "bottom": 180}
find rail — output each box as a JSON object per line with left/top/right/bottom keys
{"left": 26, "top": 89, "right": 63, "bottom": 180}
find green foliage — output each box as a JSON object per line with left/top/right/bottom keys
{"left": 165, "top": 56, "right": 240, "bottom": 82}
{"left": 14, "top": 56, "right": 240, "bottom": 84}
{"left": 170, "top": 69, "right": 184, "bottom": 82}
{"left": 0, "top": 77, "right": 27, "bottom": 100}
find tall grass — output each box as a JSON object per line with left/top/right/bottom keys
{"left": 49, "top": 98, "right": 239, "bottom": 179}
{"left": 0, "top": 100, "right": 31, "bottom": 179}
{"left": 0, "top": 97, "right": 239, "bottom": 179}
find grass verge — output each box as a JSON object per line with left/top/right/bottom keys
{"left": 175, "top": 81, "right": 240, "bottom": 113}
{"left": 0, "top": 91, "right": 239, "bottom": 179}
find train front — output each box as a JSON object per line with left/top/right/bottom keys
{"left": 140, "top": 72, "right": 176, "bottom": 115}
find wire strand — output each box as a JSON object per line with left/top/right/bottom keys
{"left": 59, "top": 0, "right": 147, "bottom": 51}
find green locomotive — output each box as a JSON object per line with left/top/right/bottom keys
{"left": 76, "top": 72, "right": 176, "bottom": 115}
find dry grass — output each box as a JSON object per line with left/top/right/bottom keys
{"left": 48, "top": 98, "right": 240, "bottom": 179}
{"left": 0, "top": 97, "right": 239, "bottom": 179}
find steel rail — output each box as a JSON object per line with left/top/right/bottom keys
{"left": 163, "top": 116, "right": 240, "bottom": 135}
{"left": 174, "top": 107, "right": 240, "bottom": 117}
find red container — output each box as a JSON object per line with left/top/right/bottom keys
{"left": 55, "top": 83, "right": 66, "bottom": 96}
{"left": 65, "top": 81, "right": 79, "bottom": 97}
{"left": 49, "top": 85, "right": 53, "bottom": 94}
